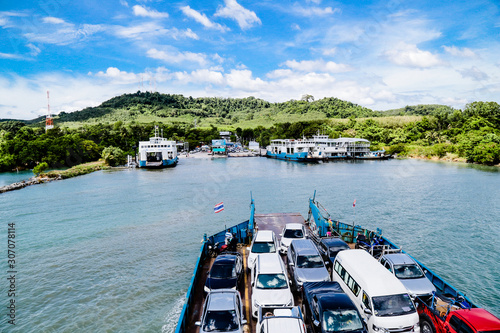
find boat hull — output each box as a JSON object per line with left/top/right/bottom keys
{"left": 266, "top": 151, "right": 315, "bottom": 162}
{"left": 138, "top": 156, "right": 178, "bottom": 168}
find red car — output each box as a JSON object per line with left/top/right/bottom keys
{"left": 419, "top": 305, "right": 500, "bottom": 333}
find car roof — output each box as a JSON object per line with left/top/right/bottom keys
{"left": 257, "top": 253, "right": 285, "bottom": 273}
{"left": 290, "top": 239, "right": 319, "bottom": 255}
{"left": 321, "top": 238, "right": 349, "bottom": 248}
{"left": 283, "top": 223, "right": 304, "bottom": 230}
{"left": 317, "top": 293, "right": 358, "bottom": 311}
{"left": 207, "top": 290, "right": 237, "bottom": 311}
{"left": 255, "top": 230, "right": 275, "bottom": 242}
{"left": 453, "top": 308, "right": 500, "bottom": 330}
{"left": 383, "top": 253, "right": 417, "bottom": 265}
{"left": 213, "top": 254, "right": 238, "bottom": 265}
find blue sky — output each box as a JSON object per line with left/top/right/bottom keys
{"left": 1, "top": 0, "right": 499, "bottom": 120}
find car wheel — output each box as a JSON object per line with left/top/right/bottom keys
{"left": 420, "top": 314, "right": 435, "bottom": 333}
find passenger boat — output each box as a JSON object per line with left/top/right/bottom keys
{"left": 174, "top": 192, "right": 492, "bottom": 333}
{"left": 355, "top": 150, "right": 390, "bottom": 160}
{"left": 266, "top": 139, "right": 321, "bottom": 161}
{"left": 309, "top": 134, "right": 371, "bottom": 159}
{"left": 137, "top": 127, "right": 178, "bottom": 168}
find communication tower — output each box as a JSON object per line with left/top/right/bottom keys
{"left": 45, "top": 90, "right": 54, "bottom": 131}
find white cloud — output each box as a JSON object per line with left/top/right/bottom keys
{"left": 24, "top": 21, "right": 103, "bottom": 45}
{"left": 132, "top": 5, "right": 169, "bottom": 19}
{"left": 27, "top": 43, "right": 41, "bottom": 56}
{"left": 0, "top": 52, "right": 25, "bottom": 60}
{"left": 215, "top": 0, "right": 261, "bottom": 30}
{"left": 96, "top": 67, "right": 138, "bottom": 84}
{"left": 147, "top": 48, "right": 208, "bottom": 66}
{"left": 458, "top": 67, "right": 489, "bottom": 81}
{"left": 114, "top": 23, "right": 198, "bottom": 40}
{"left": 283, "top": 59, "right": 351, "bottom": 73}
{"left": 42, "top": 17, "right": 66, "bottom": 24}
{"left": 181, "top": 6, "right": 228, "bottom": 32}
{"left": 384, "top": 42, "right": 444, "bottom": 68}
{"left": 291, "top": 5, "right": 340, "bottom": 17}
{"left": 443, "top": 45, "right": 477, "bottom": 58}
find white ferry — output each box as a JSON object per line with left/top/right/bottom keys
{"left": 310, "top": 134, "right": 371, "bottom": 159}
{"left": 137, "top": 127, "right": 178, "bottom": 168}
{"left": 266, "top": 139, "right": 322, "bottom": 161}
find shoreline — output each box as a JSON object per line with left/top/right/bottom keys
{"left": 0, "top": 161, "right": 109, "bottom": 194}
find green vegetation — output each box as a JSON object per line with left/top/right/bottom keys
{"left": 101, "top": 146, "right": 126, "bottom": 167}
{"left": 33, "top": 162, "right": 49, "bottom": 175}
{"left": 0, "top": 93, "right": 499, "bottom": 171}
{"left": 42, "top": 161, "right": 109, "bottom": 179}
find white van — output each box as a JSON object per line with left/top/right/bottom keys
{"left": 251, "top": 253, "right": 294, "bottom": 318}
{"left": 332, "top": 250, "right": 420, "bottom": 333}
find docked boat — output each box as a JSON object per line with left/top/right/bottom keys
{"left": 310, "top": 134, "right": 371, "bottom": 159}
{"left": 355, "top": 149, "right": 390, "bottom": 160}
{"left": 265, "top": 139, "right": 321, "bottom": 161}
{"left": 175, "top": 193, "right": 495, "bottom": 333}
{"left": 137, "top": 127, "right": 178, "bottom": 168}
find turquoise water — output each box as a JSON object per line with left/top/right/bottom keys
{"left": 0, "top": 158, "right": 499, "bottom": 332}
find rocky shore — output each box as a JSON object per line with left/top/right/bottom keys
{"left": 0, "top": 175, "right": 62, "bottom": 194}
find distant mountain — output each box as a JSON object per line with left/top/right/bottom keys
{"left": 380, "top": 104, "right": 457, "bottom": 116}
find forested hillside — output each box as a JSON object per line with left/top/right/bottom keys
{"left": 0, "top": 92, "right": 499, "bottom": 171}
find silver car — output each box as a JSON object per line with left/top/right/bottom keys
{"left": 196, "top": 289, "right": 247, "bottom": 333}
{"left": 380, "top": 253, "right": 436, "bottom": 297}
{"left": 287, "top": 239, "right": 330, "bottom": 292}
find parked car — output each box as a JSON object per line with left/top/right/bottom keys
{"left": 302, "top": 281, "right": 367, "bottom": 333}
{"left": 279, "top": 223, "right": 307, "bottom": 254}
{"left": 195, "top": 289, "right": 247, "bottom": 333}
{"left": 251, "top": 253, "right": 294, "bottom": 318}
{"left": 317, "top": 237, "right": 350, "bottom": 267}
{"left": 287, "top": 239, "right": 330, "bottom": 292}
{"left": 379, "top": 252, "right": 436, "bottom": 297}
{"left": 247, "top": 230, "right": 279, "bottom": 270}
{"left": 256, "top": 306, "right": 306, "bottom": 333}
{"left": 204, "top": 253, "right": 243, "bottom": 294}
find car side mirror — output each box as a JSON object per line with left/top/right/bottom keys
{"left": 242, "top": 319, "right": 247, "bottom": 325}
{"left": 279, "top": 233, "right": 283, "bottom": 237}
{"left": 364, "top": 308, "right": 372, "bottom": 316}
{"left": 289, "top": 262, "right": 294, "bottom": 266}
{"left": 313, "top": 320, "right": 320, "bottom": 327}
{"left": 195, "top": 321, "right": 202, "bottom": 326}
{"left": 246, "top": 247, "right": 250, "bottom": 251}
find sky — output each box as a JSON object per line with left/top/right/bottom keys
{"left": 1, "top": 0, "right": 499, "bottom": 120}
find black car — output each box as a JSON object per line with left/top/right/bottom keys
{"left": 317, "top": 238, "right": 350, "bottom": 267}
{"left": 204, "top": 253, "right": 243, "bottom": 293}
{"left": 302, "top": 282, "right": 367, "bottom": 333}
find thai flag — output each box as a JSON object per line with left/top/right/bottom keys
{"left": 214, "top": 202, "right": 224, "bottom": 213}
{"left": 353, "top": 199, "right": 356, "bottom": 207}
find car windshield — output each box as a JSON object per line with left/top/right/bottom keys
{"left": 329, "top": 246, "right": 349, "bottom": 256}
{"left": 256, "top": 273, "right": 288, "bottom": 289}
{"left": 283, "top": 229, "right": 304, "bottom": 238}
{"left": 251, "top": 241, "right": 276, "bottom": 253}
{"left": 297, "top": 255, "right": 324, "bottom": 268}
{"left": 393, "top": 264, "right": 424, "bottom": 279}
{"left": 203, "top": 310, "right": 238, "bottom": 332}
{"left": 211, "top": 264, "right": 236, "bottom": 279}
{"left": 372, "top": 294, "right": 416, "bottom": 317}
{"left": 322, "top": 309, "right": 364, "bottom": 332}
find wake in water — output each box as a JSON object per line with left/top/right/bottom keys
{"left": 162, "top": 296, "right": 185, "bottom": 333}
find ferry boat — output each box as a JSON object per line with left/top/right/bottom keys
{"left": 310, "top": 134, "right": 371, "bottom": 159}
{"left": 137, "top": 127, "right": 178, "bottom": 168}
{"left": 265, "top": 139, "right": 322, "bottom": 161}
{"left": 175, "top": 193, "right": 496, "bottom": 333}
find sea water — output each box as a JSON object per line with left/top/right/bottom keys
{"left": 0, "top": 157, "right": 499, "bottom": 332}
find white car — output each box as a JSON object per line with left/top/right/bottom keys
{"left": 256, "top": 306, "right": 306, "bottom": 333}
{"left": 195, "top": 289, "right": 247, "bottom": 333}
{"left": 279, "top": 223, "right": 307, "bottom": 254}
{"left": 247, "top": 230, "right": 278, "bottom": 270}
{"left": 251, "top": 253, "right": 294, "bottom": 318}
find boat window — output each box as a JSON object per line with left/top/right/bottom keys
{"left": 251, "top": 241, "right": 276, "bottom": 253}
{"left": 393, "top": 264, "right": 424, "bottom": 279}
{"left": 372, "top": 294, "right": 416, "bottom": 317}
{"left": 297, "top": 255, "right": 324, "bottom": 268}
{"left": 322, "top": 309, "right": 364, "bottom": 332}
{"left": 256, "top": 273, "right": 288, "bottom": 289}
{"left": 210, "top": 264, "right": 236, "bottom": 279}
{"left": 283, "top": 229, "right": 304, "bottom": 239}
{"left": 203, "top": 310, "right": 238, "bottom": 332}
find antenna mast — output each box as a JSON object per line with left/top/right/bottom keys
{"left": 45, "top": 90, "right": 54, "bottom": 131}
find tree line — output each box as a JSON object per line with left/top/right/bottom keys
{"left": 0, "top": 101, "right": 499, "bottom": 172}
